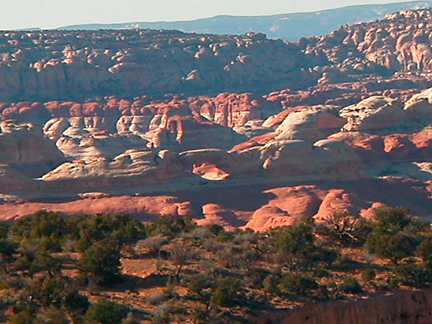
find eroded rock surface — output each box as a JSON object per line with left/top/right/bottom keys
{"left": 4, "top": 9, "right": 432, "bottom": 231}
{"left": 0, "top": 121, "right": 65, "bottom": 177}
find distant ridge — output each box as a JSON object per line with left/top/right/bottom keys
{"left": 58, "top": 1, "right": 432, "bottom": 41}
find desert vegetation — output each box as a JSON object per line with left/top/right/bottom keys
{"left": 0, "top": 207, "right": 429, "bottom": 323}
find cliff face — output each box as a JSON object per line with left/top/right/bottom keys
{"left": 273, "top": 289, "right": 432, "bottom": 324}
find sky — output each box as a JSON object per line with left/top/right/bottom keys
{"left": 0, "top": 0, "right": 423, "bottom": 30}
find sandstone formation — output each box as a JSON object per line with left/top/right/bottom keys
{"left": 339, "top": 96, "right": 404, "bottom": 132}
{"left": 5, "top": 84, "right": 432, "bottom": 232}
{"left": 274, "top": 105, "right": 344, "bottom": 141}
{"left": 0, "top": 30, "right": 311, "bottom": 101}
{"left": 0, "top": 120, "right": 65, "bottom": 177}
{"left": 55, "top": 133, "right": 148, "bottom": 161}
{"left": 6, "top": 10, "right": 432, "bottom": 324}
{"left": 39, "top": 149, "right": 187, "bottom": 189}
{"left": 2, "top": 9, "right": 432, "bottom": 105}
{"left": 4, "top": 9, "right": 432, "bottom": 231}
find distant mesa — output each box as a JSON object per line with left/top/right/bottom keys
{"left": 58, "top": 1, "right": 432, "bottom": 41}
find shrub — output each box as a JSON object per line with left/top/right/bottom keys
{"left": 151, "top": 302, "right": 187, "bottom": 324}
{"left": 387, "top": 276, "right": 400, "bottom": 289}
{"left": 416, "top": 237, "right": 432, "bottom": 263}
{"left": 274, "top": 218, "right": 315, "bottom": 265}
{"left": 182, "top": 273, "right": 212, "bottom": 297}
{"left": 24, "top": 276, "right": 67, "bottom": 307}
{"left": 64, "top": 291, "right": 90, "bottom": 312}
{"left": 76, "top": 213, "right": 146, "bottom": 251}
{"left": 394, "top": 263, "right": 432, "bottom": 288}
{"left": 10, "top": 302, "right": 38, "bottom": 324}
{"left": 205, "top": 224, "right": 224, "bottom": 236}
{"left": 77, "top": 243, "right": 122, "bottom": 285}
{"left": 316, "top": 212, "right": 370, "bottom": 246}
{"left": 84, "top": 299, "right": 127, "bottom": 324}
{"left": 43, "top": 307, "right": 70, "bottom": 324}
{"left": 135, "top": 236, "right": 168, "bottom": 258}
{"left": 372, "top": 207, "right": 411, "bottom": 231}
{"left": 361, "top": 269, "right": 376, "bottom": 282}
{"left": 365, "top": 207, "right": 430, "bottom": 266}
{"left": 9, "top": 311, "right": 38, "bottom": 324}
{"left": 147, "top": 216, "right": 195, "bottom": 238}
{"left": 366, "top": 229, "right": 412, "bottom": 265}
{"left": 170, "top": 243, "right": 197, "bottom": 277}
{"left": 11, "top": 210, "right": 67, "bottom": 241}
{"left": 0, "top": 239, "right": 18, "bottom": 262}
{"left": 339, "top": 276, "right": 362, "bottom": 294}
{"left": 310, "top": 247, "right": 338, "bottom": 268}
{"left": 211, "top": 277, "right": 242, "bottom": 307}
{"left": 262, "top": 275, "right": 280, "bottom": 296}
{"left": 279, "top": 273, "right": 318, "bottom": 295}
{"left": 216, "top": 231, "right": 234, "bottom": 242}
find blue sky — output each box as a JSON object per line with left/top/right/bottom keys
{"left": 0, "top": 0, "right": 421, "bottom": 30}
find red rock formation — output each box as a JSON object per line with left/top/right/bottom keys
{"left": 8, "top": 9, "right": 432, "bottom": 238}
{"left": 3, "top": 9, "right": 432, "bottom": 106}
{"left": 332, "top": 129, "right": 432, "bottom": 163}
{"left": 0, "top": 30, "right": 312, "bottom": 101}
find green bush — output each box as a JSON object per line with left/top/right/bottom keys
{"left": 275, "top": 219, "right": 315, "bottom": 258}
{"left": 372, "top": 207, "right": 411, "bottom": 231}
{"left": 339, "top": 276, "right": 362, "bottom": 294}
{"left": 64, "top": 291, "right": 90, "bottom": 312}
{"left": 387, "top": 276, "right": 400, "bottom": 289}
{"left": 76, "top": 213, "right": 147, "bottom": 251}
{"left": 43, "top": 307, "right": 70, "bottom": 324}
{"left": 417, "top": 237, "right": 432, "bottom": 263}
{"left": 10, "top": 302, "right": 38, "bottom": 324}
{"left": 361, "top": 269, "right": 376, "bottom": 282}
{"left": 77, "top": 243, "right": 122, "bottom": 285}
{"left": 366, "top": 229, "right": 412, "bottom": 265}
{"left": 262, "top": 275, "right": 280, "bottom": 296}
{"left": 0, "top": 239, "right": 18, "bottom": 262}
{"left": 394, "top": 263, "right": 432, "bottom": 288}
{"left": 147, "top": 216, "right": 194, "bottom": 238}
{"left": 211, "top": 277, "right": 242, "bottom": 307}
{"left": 84, "top": 299, "right": 127, "bottom": 324}
{"left": 205, "top": 224, "right": 225, "bottom": 236}
{"left": 182, "top": 273, "right": 212, "bottom": 297}
{"left": 279, "top": 273, "right": 318, "bottom": 295}
{"left": 11, "top": 210, "right": 67, "bottom": 241}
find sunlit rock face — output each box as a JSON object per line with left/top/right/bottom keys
{"left": 7, "top": 8, "right": 432, "bottom": 232}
